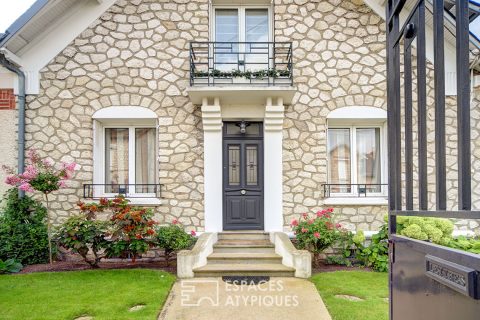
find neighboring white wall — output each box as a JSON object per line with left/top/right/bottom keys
{"left": 0, "top": 109, "right": 17, "bottom": 199}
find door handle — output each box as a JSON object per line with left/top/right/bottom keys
{"left": 241, "top": 189, "right": 246, "bottom": 195}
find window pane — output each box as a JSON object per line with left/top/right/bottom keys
{"left": 356, "top": 128, "right": 381, "bottom": 193}
{"left": 228, "top": 145, "right": 241, "bottom": 186}
{"left": 245, "top": 9, "right": 268, "bottom": 42}
{"left": 328, "top": 129, "right": 351, "bottom": 193}
{"left": 105, "top": 128, "right": 129, "bottom": 194}
{"left": 215, "top": 9, "right": 239, "bottom": 71}
{"left": 135, "top": 128, "right": 156, "bottom": 193}
{"left": 246, "top": 145, "right": 258, "bottom": 186}
{"left": 245, "top": 9, "right": 269, "bottom": 71}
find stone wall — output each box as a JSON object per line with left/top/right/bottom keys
{"left": 275, "top": 0, "right": 389, "bottom": 231}
{"left": 23, "top": 0, "right": 209, "bottom": 230}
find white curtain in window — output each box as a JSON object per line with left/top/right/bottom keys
{"left": 105, "top": 128, "right": 129, "bottom": 193}
{"left": 356, "top": 128, "right": 381, "bottom": 192}
{"left": 328, "top": 128, "right": 351, "bottom": 193}
{"left": 135, "top": 128, "right": 156, "bottom": 193}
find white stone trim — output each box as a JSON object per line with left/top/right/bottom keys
{"left": 264, "top": 97, "right": 284, "bottom": 232}
{"left": 201, "top": 98, "right": 223, "bottom": 232}
{"left": 326, "top": 106, "right": 387, "bottom": 121}
{"left": 92, "top": 106, "right": 158, "bottom": 124}
{"left": 323, "top": 197, "right": 388, "bottom": 206}
{"left": 201, "top": 96, "right": 285, "bottom": 232}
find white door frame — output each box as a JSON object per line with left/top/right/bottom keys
{"left": 201, "top": 97, "right": 284, "bottom": 232}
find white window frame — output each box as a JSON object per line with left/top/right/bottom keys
{"left": 93, "top": 122, "right": 158, "bottom": 200}
{"left": 327, "top": 123, "right": 388, "bottom": 198}
{"left": 211, "top": 5, "right": 273, "bottom": 43}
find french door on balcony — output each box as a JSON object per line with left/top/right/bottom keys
{"left": 213, "top": 6, "right": 271, "bottom": 71}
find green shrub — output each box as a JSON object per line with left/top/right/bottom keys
{"left": 0, "top": 258, "right": 22, "bottom": 274}
{"left": 156, "top": 223, "right": 195, "bottom": 265}
{"left": 397, "top": 216, "right": 453, "bottom": 245}
{"left": 104, "top": 197, "right": 157, "bottom": 262}
{"left": 55, "top": 216, "right": 110, "bottom": 268}
{"left": 447, "top": 236, "right": 480, "bottom": 254}
{"left": 325, "top": 255, "right": 352, "bottom": 267}
{"left": 291, "top": 209, "right": 342, "bottom": 265}
{"left": 0, "top": 189, "right": 49, "bottom": 265}
{"left": 357, "top": 224, "right": 389, "bottom": 272}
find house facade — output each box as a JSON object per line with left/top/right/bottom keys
{"left": 0, "top": 0, "right": 479, "bottom": 235}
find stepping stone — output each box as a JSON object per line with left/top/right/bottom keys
{"left": 334, "top": 294, "right": 364, "bottom": 301}
{"left": 129, "top": 305, "right": 146, "bottom": 312}
{"left": 74, "top": 317, "right": 93, "bottom": 320}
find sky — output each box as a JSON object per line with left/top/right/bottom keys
{"left": 0, "top": 0, "right": 36, "bottom": 33}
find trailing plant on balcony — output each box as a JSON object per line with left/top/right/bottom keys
{"left": 194, "top": 68, "right": 291, "bottom": 79}
{"left": 3, "top": 149, "right": 77, "bottom": 264}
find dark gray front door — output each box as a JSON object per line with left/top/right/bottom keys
{"left": 223, "top": 122, "right": 264, "bottom": 230}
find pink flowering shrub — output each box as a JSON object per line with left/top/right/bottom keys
{"left": 2, "top": 149, "right": 77, "bottom": 264}
{"left": 291, "top": 208, "right": 342, "bottom": 264}
{"left": 3, "top": 149, "right": 77, "bottom": 194}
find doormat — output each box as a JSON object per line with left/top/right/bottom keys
{"left": 222, "top": 276, "right": 270, "bottom": 284}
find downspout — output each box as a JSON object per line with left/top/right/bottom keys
{"left": 0, "top": 53, "right": 26, "bottom": 197}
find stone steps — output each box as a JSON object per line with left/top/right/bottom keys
{"left": 193, "top": 263, "right": 295, "bottom": 277}
{"left": 207, "top": 252, "right": 283, "bottom": 264}
{"left": 193, "top": 231, "right": 294, "bottom": 277}
{"left": 218, "top": 232, "right": 270, "bottom": 241}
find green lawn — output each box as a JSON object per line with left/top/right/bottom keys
{"left": 0, "top": 269, "right": 175, "bottom": 320}
{"left": 311, "top": 271, "right": 388, "bottom": 320}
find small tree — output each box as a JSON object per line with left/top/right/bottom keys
{"left": 3, "top": 149, "right": 77, "bottom": 264}
{"left": 156, "top": 221, "right": 195, "bottom": 266}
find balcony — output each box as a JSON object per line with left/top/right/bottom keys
{"left": 188, "top": 42, "right": 295, "bottom": 106}
{"left": 189, "top": 41, "right": 293, "bottom": 87}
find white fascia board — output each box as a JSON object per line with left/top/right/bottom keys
{"left": 364, "top": 0, "right": 457, "bottom": 95}
{"left": 12, "top": 0, "right": 116, "bottom": 94}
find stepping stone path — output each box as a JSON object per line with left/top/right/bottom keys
{"left": 74, "top": 317, "right": 93, "bottom": 320}
{"left": 129, "top": 305, "right": 146, "bottom": 312}
{"left": 334, "top": 294, "right": 364, "bottom": 302}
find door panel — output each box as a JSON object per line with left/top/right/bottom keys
{"left": 223, "top": 122, "right": 263, "bottom": 230}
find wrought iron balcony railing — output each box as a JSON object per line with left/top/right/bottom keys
{"left": 83, "top": 184, "right": 163, "bottom": 199}
{"left": 321, "top": 183, "right": 388, "bottom": 198}
{"left": 189, "top": 41, "right": 293, "bottom": 86}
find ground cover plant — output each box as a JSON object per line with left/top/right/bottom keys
{"left": 0, "top": 269, "right": 175, "bottom": 320}
{"left": 311, "top": 271, "right": 388, "bottom": 320}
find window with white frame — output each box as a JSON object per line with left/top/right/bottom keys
{"left": 103, "top": 126, "right": 156, "bottom": 195}
{"left": 213, "top": 5, "right": 271, "bottom": 71}
{"left": 92, "top": 106, "right": 159, "bottom": 200}
{"left": 327, "top": 125, "right": 386, "bottom": 196}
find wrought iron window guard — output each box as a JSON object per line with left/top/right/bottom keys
{"left": 83, "top": 184, "right": 163, "bottom": 199}
{"left": 189, "top": 41, "right": 293, "bottom": 86}
{"left": 321, "top": 183, "right": 388, "bottom": 198}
